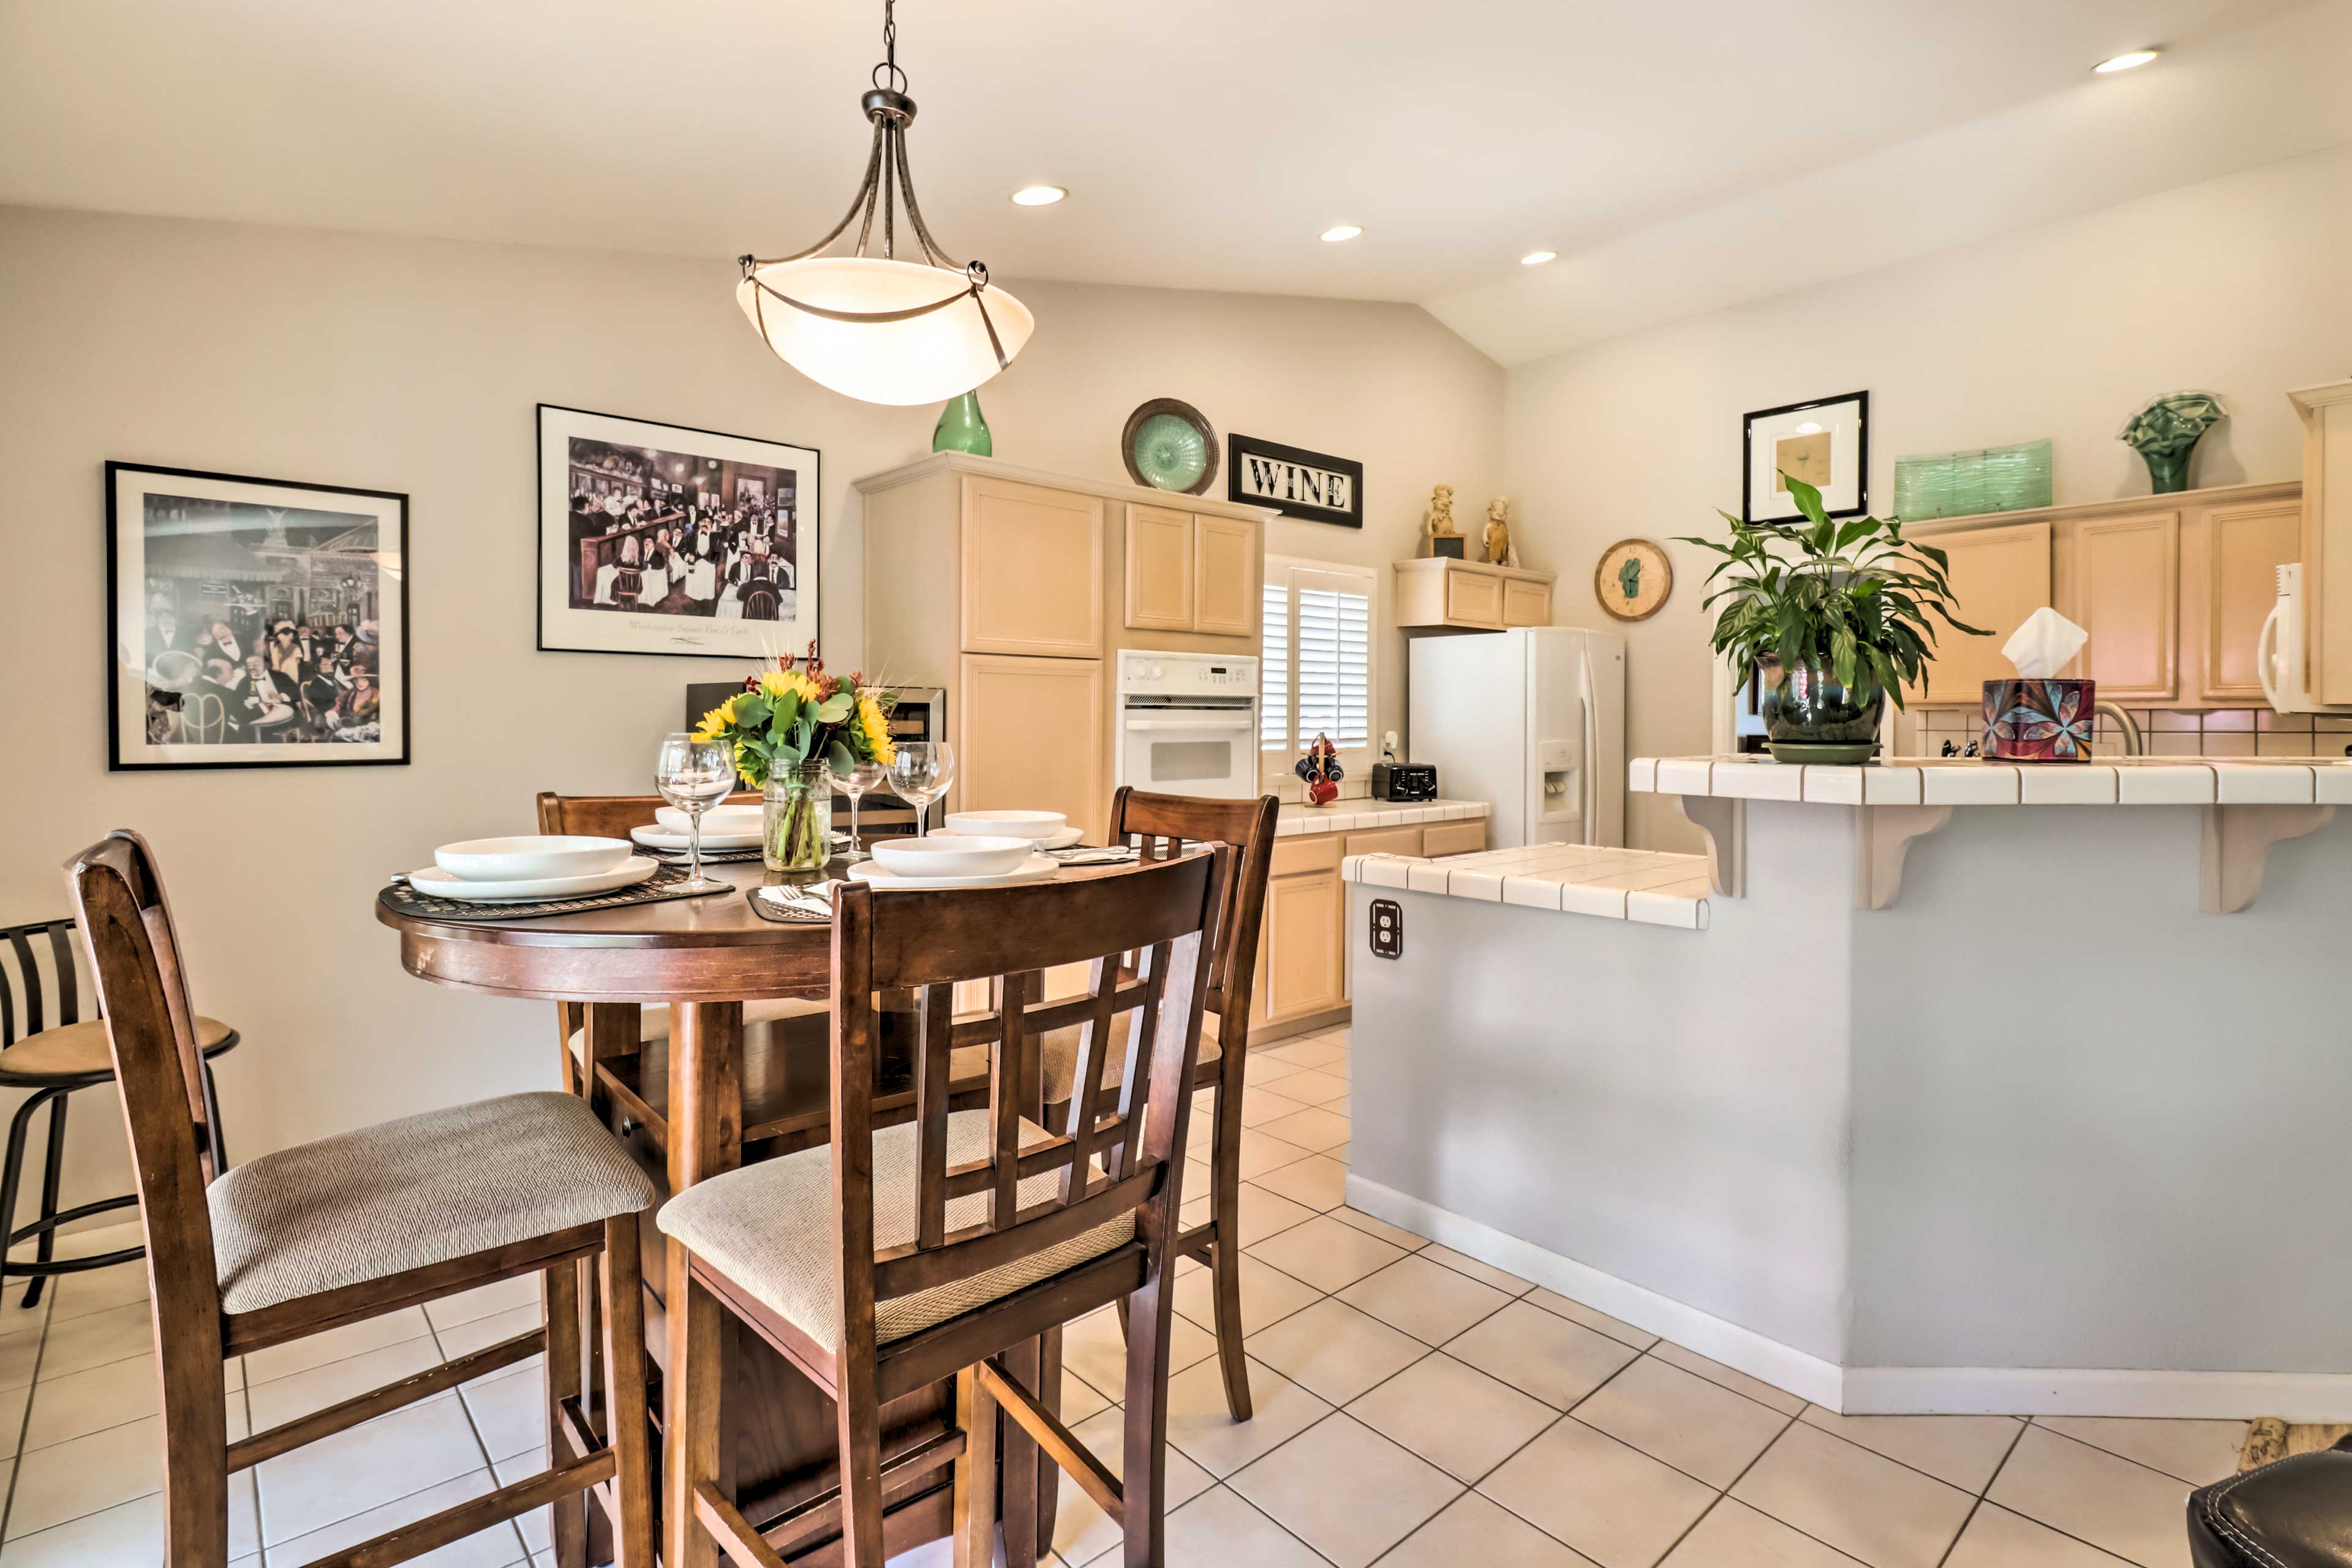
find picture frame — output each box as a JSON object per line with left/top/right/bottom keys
{"left": 1744, "top": 391, "right": 1868, "bottom": 523}
{"left": 537, "top": 404, "right": 820, "bottom": 658}
{"left": 106, "top": 462, "right": 410, "bottom": 772}
{"left": 1227, "top": 434, "right": 1363, "bottom": 528}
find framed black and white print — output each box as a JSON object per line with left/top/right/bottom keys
{"left": 537, "top": 405, "right": 820, "bottom": 658}
{"left": 1744, "top": 391, "right": 1869, "bottom": 523}
{"left": 107, "top": 462, "right": 410, "bottom": 772}
{"left": 1227, "top": 434, "right": 1363, "bottom": 528}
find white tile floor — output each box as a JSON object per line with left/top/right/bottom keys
{"left": 0, "top": 1025, "right": 2243, "bottom": 1566}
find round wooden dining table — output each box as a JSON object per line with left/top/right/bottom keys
{"left": 377, "top": 854, "right": 1072, "bottom": 1567}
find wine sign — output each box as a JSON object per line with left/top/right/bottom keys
{"left": 1227, "top": 435, "right": 1363, "bottom": 528}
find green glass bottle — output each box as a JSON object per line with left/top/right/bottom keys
{"left": 931, "top": 391, "right": 992, "bottom": 456}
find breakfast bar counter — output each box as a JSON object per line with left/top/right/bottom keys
{"left": 1341, "top": 754, "right": 2352, "bottom": 1420}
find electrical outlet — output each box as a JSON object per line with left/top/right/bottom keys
{"left": 1369, "top": 898, "right": 1403, "bottom": 959}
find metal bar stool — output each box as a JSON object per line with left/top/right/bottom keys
{"left": 0, "top": 916, "right": 238, "bottom": 1306}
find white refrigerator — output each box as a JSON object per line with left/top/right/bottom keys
{"left": 1408, "top": 627, "right": 1626, "bottom": 848}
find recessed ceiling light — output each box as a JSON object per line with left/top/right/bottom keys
{"left": 2093, "top": 48, "right": 2160, "bottom": 73}
{"left": 1321, "top": 225, "right": 1363, "bottom": 243}
{"left": 1520, "top": 250, "right": 1558, "bottom": 266}
{"left": 1010, "top": 185, "right": 1066, "bottom": 206}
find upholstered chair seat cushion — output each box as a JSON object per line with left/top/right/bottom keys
{"left": 567, "top": 997, "right": 826, "bottom": 1061}
{"left": 210, "top": 1091, "right": 654, "bottom": 1314}
{"left": 657, "top": 1109, "right": 1135, "bottom": 1351}
{"left": 1, "top": 1016, "right": 235, "bottom": 1082}
{"left": 1041, "top": 1010, "right": 1218, "bottom": 1106}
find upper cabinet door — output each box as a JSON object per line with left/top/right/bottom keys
{"left": 1502, "top": 578, "right": 1553, "bottom": 627}
{"left": 1193, "top": 515, "right": 1259, "bottom": 637}
{"left": 1444, "top": 566, "right": 1506, "bottom": 629}
{"left": 2068, "top": 510, "right": 2179, "bottom": 703}
{"left": 2193, "top": 499, "right": 2301, "bottom": 704}
{"left": 1124, "top": 503, "right": 1195, "bottom": 632}
{"left": 1910, "top": 521, "right": 2052, "bottom": 704}
{"left": 962, "top": 477, "right": 1104, "bottom": 658}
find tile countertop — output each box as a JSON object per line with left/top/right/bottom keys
{"left": 1341, "top": 842, "right": 1711, "bottom": 930}
{"left": 1273, "top": 798, "right": 1490, "bottom": 836}
{"left": 1629, "top": 754, "right": 2352, "bottom": 807}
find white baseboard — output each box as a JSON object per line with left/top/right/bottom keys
{"left": 1344, "top": 1173, "right": 1845, "bottom": 1411}
{"left": 1843, "top": 1366, "right": 2352, "bottom": 1422}
{"left": 1346, "top": 1174, "right": 2352, "bottom": 1420}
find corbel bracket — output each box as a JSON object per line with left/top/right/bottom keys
{"left": 1855, "top": 805, "right": 1952, "bottom": 910}
{"left": 2201, "top": 804, "right": 2335, "bottom": 914}
{"left": 1676, "top": 794, "right": 1744, "bottom": 898}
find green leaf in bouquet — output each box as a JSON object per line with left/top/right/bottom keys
{"left": 816, "top": 693, "right": 853, "bottom": 723}
{"left": 826, "top": 739, "right": 854, "bottom": 773}
{"left": 734, "top": 695, "right": 771, "bottom": 729}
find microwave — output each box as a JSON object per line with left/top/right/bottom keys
{"left": 1114, "top": 652, "right": 1261, "bottom": 800}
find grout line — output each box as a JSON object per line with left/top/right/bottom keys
{"left": 425, "top": 1306, "right": 537, "bottom": 1568}
{"left": 2022, "top": 1413, "right": 2249, "bottom": 1490}
{"left": 0, "top": 1287, "right": 52, "bottom": 1545}
{"left": 1645, "top": 1404, "right": 1812, "bottom": 1567}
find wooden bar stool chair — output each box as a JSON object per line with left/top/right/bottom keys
{"left": 64, "top": 830, "right": 658, "bottom": 1568}
{"left": 1039, "top": 788, "right": 1278, "bottom": 1421}
{"left": 0, "top": 916, "right": 239, "bottom": 1308}
{"left": 658, "top": 845, "right": 1229, "bottom": 1568}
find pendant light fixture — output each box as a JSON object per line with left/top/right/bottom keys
{"left": 736, "top": 0, "right": 1033, "bottom": 407}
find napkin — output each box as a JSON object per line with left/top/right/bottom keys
{"left": 2002, "top": 608, "right": 2088, "bottom": 679}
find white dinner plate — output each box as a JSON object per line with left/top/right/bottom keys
{"left": 940, "top": 824, "right": 1084, "bottom": 851}
{"left": 630, "top": 825, "right": 764, "bottom": 852}
{"left": 405, "top": 856, "right": 658, "bottom": 902}
{"left": 656, "top": 804, "right": 763, "bottom": 835}
{"left": 844, "top": 855, "right": 1059, "bottom": 891}
{"left": 434, "top": 835, "right": 633, "bottom": 882}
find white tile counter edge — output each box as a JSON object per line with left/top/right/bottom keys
{"left": 1342, "top": 842, "right": 1709, "bottom": 931}
{"left": 1274, "top": 798, "right": 1490, "bottom": 836}
{"left": 1630, "top": 756, "right": 2352, "bottom": 808}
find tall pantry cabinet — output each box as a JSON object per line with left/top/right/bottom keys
{"left": 856, "top": 453, "right": 1270, "bottom": 845}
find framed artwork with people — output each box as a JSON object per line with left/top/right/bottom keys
{"left": 106, "top": 462, "right": 411, "bottom": 772}
{"left": 536, "top": 405, "right": 820, "bottom": 658}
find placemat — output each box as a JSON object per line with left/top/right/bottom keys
{"left": 379, "top": 863, "right": 739, "bottom": 923}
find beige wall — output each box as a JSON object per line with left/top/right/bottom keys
{"left": 0, "top": 204, "right": 1499, "bottom": 1209}
{"left": 1505, "top": 141, "right": 2352, "bottom": 851}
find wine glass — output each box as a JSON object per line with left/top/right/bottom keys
{"left": 654, "top": 732, "right": 737, "bottom": 891}
{"left": 886, "top": 741, "right": 956, "bottom": 838}
{"left": 832, "top": 756, "right": 887, "bottom": 862}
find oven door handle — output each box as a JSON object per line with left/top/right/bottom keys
{"left": 1121, "top": 717, "right": 1255, "bottom": 732}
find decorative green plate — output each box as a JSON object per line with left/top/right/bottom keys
{"left": 1121, "top": 398, "right": 1219, "bottom": 496}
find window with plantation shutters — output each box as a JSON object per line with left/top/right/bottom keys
{"left": 1261, "top": 557, "right": 1378, "bottom": 780}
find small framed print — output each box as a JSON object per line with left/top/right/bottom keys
{"left": 1744, "top": 391, "right": 1869, "bottom": 523}
{"left": 537, "top": 404, "right": 820, "bottom": 658}
{"left": 107, "top": 462, "right": 410, "bottom": 772}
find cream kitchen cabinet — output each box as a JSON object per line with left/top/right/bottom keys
{"left": 1392, "top": 557, "right": 1556, "bottom": 631}
{"left": 2291, "top": 379, "right": 2352, "bottom": 708}
{"left": 956, "top": 654, "right": 1106, "bottom": 842}
{"left": 1123, "top": 504, "right": 1261, "bottom": 638}
{"left": 859, "top": 453, "right": 1274, "bottom": 846}
{"left": 1904, "top": 483, "right": 2301, "bottom": 708}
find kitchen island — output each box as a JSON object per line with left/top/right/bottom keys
{"left": 1341, "top": 756, "right": 2352, "bottom": 1418}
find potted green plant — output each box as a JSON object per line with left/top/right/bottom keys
{"left": 1678, "top": 475, "right": 1987, "bottom": 764}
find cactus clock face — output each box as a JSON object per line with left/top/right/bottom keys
{"left": 1595, "top": 538, "right": 1672, "bottom": 622}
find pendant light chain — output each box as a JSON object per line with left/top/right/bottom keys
{"left": 736, "top": 0, "right": 1008, "bottom": 369}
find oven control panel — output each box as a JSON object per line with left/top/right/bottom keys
{"left": 1118, "top": 651, "right": 1259, "bottom": 696}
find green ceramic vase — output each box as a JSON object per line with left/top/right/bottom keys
{"left": 931, "top": 391, "right": 992, "bottom": 456}
{"left": 1760, "top": 660, "right": 1885, "bottom": 764}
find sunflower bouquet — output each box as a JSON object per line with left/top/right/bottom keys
{"left": 692, "top": 644, "right": 897, "bottom": 870}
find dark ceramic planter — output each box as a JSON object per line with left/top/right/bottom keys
{"left": 1761, "top": 660, "right": 1886, "bottom": 764}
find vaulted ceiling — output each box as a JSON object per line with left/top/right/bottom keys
{"left": 3, "top": 0, "right": 2344, "bottom": 363}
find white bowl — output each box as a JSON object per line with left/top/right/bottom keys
{"left": 941, "top": 809, "right": 1068, "bottom": 843}
{"left": 870, "top": 834, "right": 1035, "bottom": 878}
{"left": 433, "top": 835, "right": 633, "bottom": 883}
{"left": 657, "top": 804, "right": 761, "bottom": 834}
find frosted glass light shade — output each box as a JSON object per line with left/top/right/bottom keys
{"left": 735, "top": 256, "right": 1033, "bottom": 407}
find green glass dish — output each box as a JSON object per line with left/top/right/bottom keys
{"left": 1120, "top": 398, "right": 1219, "bottom": 496}
{"left": 1133, "top": 414, "right": 1207, "bottom": 490}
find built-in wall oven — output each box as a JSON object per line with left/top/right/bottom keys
{"left": 1114, "top": 651, "right": 1260, "bottom": 800}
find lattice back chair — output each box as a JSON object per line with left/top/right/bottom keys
{"left": 1039, "top": 787, "right": 1278, "bottom": 1422}
{"left": 0, "top": 907, "right": 240, "bottom": 1311}
{"left": 658, "top": 845, "right": 1231, "bottom": 1568}
{"left": 66, "top": 831, "right": 657, "bottom": 1568}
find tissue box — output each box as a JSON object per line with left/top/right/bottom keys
{"left": 1981, "top": 679, "right": 2096, "bottom": 762}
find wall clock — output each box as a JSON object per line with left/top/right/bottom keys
{"left": 1121, "top": 398, "right": 1219, "bottom": 496}
{"left": 1594, "top": 538, "right": 1672, "bottom": 621}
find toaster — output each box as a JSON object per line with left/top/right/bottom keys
{"left": 1371, "top": 763, "right": 1437, "bottom": 802}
